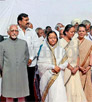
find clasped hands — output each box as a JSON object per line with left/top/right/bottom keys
{"left": 71, "top": 66, "right": 90, "bottom": 75}
{"left": 79, "top": 66, "right": 90, "bottom": 74}
{"left": 52, "top": 66, "right": 61, "bottom": 74}
{"left": 71, "top": 66, "right": 79, "bottom": 75}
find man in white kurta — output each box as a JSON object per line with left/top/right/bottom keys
{"left": 17, "top": 13, "right": 40, "bottom": 101}
{"left": 85, "top": 26, "right": 92, "bottom": 42}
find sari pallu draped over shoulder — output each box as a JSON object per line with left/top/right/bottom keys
{"left": 60, "top": 38, "right": 87, "bottom": 102}
{"left": 79, "top": 38, "right": 92, "bottom": 102}
{"left": 42, "top": 42, "right": 68, "bottom": 102}
{"left": 38, "top": 40, "right": 68, "bottom": 102}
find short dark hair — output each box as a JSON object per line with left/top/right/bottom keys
{"left": 47, "top": 31, "right": 58, "bottom": 42}
{"left": 77, "top": 24, "right": 86, "bottom": 31}
{"left": 17, "top": 13, "right": 28, "bottom": 25}
{"left": 46, "top": 26, "right": 51, "bottom": 30}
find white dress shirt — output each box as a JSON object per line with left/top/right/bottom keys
{"left": 18, "top": 26, "right": 40, "bottom": 67}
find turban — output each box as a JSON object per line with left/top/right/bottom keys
{"left": 71, "top": 19, "right": 81, "bottom": 26}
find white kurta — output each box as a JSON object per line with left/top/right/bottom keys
{"left": 38, "top": 41, "right": 68, "bottom": 102}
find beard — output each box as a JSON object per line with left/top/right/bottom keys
{"left": 10, "top": 33, "right": 18, "bottom": 40}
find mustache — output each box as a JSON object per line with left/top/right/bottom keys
{"left": 12, "top": 33, "right": 17, "bottom": 36}
{"left": 26, "top": 23, "right": 29, "bottom": 25}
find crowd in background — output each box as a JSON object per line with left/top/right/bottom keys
{"left": 0, "top": 13, "right": 92, "bottom": 102}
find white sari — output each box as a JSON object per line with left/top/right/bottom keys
{"left": 38, "top": 40, "right": 68, "bottom": 102}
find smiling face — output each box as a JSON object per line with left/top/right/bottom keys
{"left": 48, "top": 32, "right": 57, "bottom": 46}
{"left": 78, "top": 27, "right": 86, "bottom": 39}
{"left": 65, "top": 27, "right": 75, "bottom": 39}
{"left": 8, "top": 25, "right": 19, "bottom": 40}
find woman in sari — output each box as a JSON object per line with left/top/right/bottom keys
{"left": 78, "top": 24, "right": 92, "bottom": 102}
{"left": 59, "top": 24, "right": 87, "bottom": 102}
{"left": 38, "top": 31, "right": 68, "bottom": 102}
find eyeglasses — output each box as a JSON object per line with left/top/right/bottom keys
{"left": 10, "top": 30, "right": 19, "bottom": 32}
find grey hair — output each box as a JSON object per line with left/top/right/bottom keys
{"left": 7, "top": 24, "right": 18, "bottom": 32}
{"left": 55, "top": 23, "right": 64, "bottom": 30}
{"left": 82, "top": 20, "right": 91, "bottom": 26}
{"left": 35, "top": 27, "right": 42, "bottom": 34}
{"left": 55, "top": 24, "right": 60, "bottom": 30}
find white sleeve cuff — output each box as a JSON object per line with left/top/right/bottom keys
{"left": 29, "top": 56, "right": 33, "bottom": 60}
{"left": 59, "top": 61, "right": 68, "bottom": 70}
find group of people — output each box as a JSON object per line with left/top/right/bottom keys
{"left": 0, "top": 13, "right": 92, "bottom": 102}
